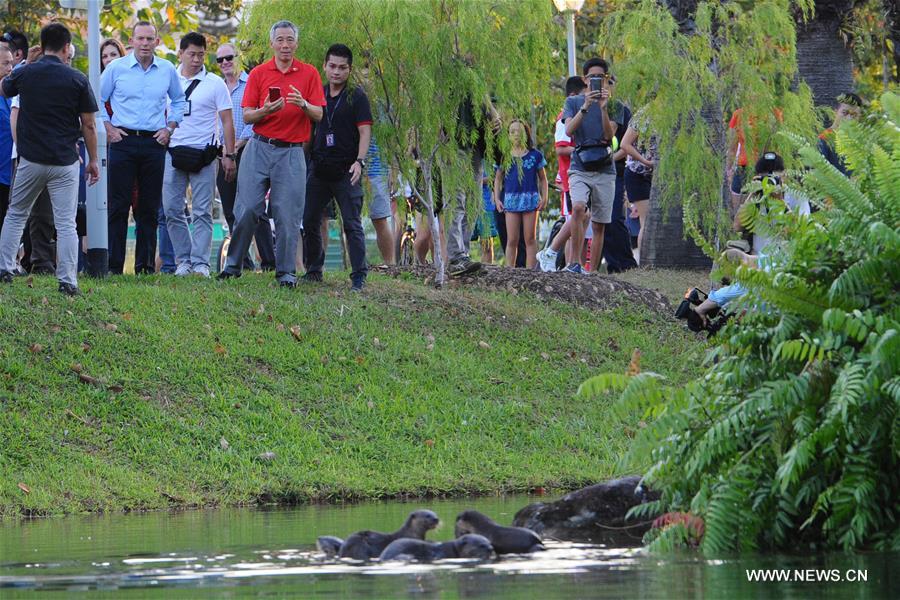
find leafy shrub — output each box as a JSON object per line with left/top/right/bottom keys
{"left": 580, "top": 92, "right": 899, "bottom": 554}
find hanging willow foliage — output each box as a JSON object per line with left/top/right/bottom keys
{"left": 579, "top": 91, "right": 899, "bottom": 554}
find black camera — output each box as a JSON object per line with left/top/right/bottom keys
{"left": 674, "top": 288, "right": 729, "bottom": 336}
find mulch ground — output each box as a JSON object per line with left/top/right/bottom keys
{"left": 378, "top": 264, "right": 673, "bottom": 318}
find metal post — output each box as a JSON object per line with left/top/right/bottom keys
{"left": 85, "top": 0, "right": 108, "bottom": 276}
{"left": 566, "top": 10, "right": 577, "bottom": 77}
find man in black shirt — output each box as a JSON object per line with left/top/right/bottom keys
{"left": 0, "top": 23, "right": 99, "bottom": 295}
{"left": 302, "top": 44, "right": 372, "bottom": 291}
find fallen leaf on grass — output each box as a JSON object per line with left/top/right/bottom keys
{"left": 108, "top": 384, "right": 124, "bottom": 393}
{"left": 28, "top": 343, "right": 43, "bottom": 353}
{"left": 50, "top": 325, "right": 61, "bottom": 334}
{"left": 373, "top": 337, "right": 382, "bottom": 348}
{"left": 276, "top": 323, "right": 285, "bottom": 332}
{"left": 540, "top": 352, "right": 550, "bottom": 360}
{"left": 41, "top": 297, "right": 48, "bottom": 306}
{"left": 219, "top": 437, "right": 230, "bottom": 450}
{"left": 65, "top": 408, "right": 91, "bottom": 426}
{"left": 478, "top": 341, "right": 491, "bottom": 350}
{"left": 423, "top": 439, "right": 435, "bottom": 448}
{"left": 17, "top": 483, "right": 30, "bottom": 494}
{"left": 122, "top": 312, "right": 133, "bottom": 321}
{"left": 289, "top": 326, "right": 302, "bottom": 341}
{"left": 426, "top": 343, "right": 434, "bottom": 352}
{"left": 70, "top": 363, "right": 83, "bottom": 373}
{"left": 81, "top": 343, "right": 91, "bottom": 353}
{"left": 355, "top": 356, "right": 364, "bottom": 365}
{"left": 257, "top": 451, "right": 276, "bottom": 462}
{"left": 78, "top": 373, "right": 101, "bottom": 386}
{"left": 627, "top": 348, "right": 642, "bottom": 376}
{"left": 104, "top": 323, "right": 117, "bottom": 332}
{"left": 249, "top": 304, "right": 265, "bottom": 317}
{"left": 214, "top": 343, "right": 227, "bottom": 355}
{"left": 367, "top": 401, "right": 375, "bottom": 409}
{"left": 25, "top": 276, "right": 33, "bottom": 288}
{"left": 233, "top": 403, "right": 241, "bottom": 408}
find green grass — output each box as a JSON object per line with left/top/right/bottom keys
{"left": 0, "top": 270, "right": 702, "bottom": 517}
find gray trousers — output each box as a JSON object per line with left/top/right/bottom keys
{"left": 446, "top": 150, "right": 483, "bottom": 263}
{"left": 223, "top": 138, "right": 305, "bottom": 282}
{"left": 0, "top": 158, "right": 79, "bottom": 285}
{"left": 163, "top": 152, "right": 217, "bottom": 269}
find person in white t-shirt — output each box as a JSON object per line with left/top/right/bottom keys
{"left": 162, "top": 32, "right": 235, "bottom": 278}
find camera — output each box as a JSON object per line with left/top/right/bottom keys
{"left": 674, "top": 288, "right": 729, "bottom": 336}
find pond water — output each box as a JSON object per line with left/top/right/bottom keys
{"left": 0, "top": 495, "right": 895, "bottom": 598}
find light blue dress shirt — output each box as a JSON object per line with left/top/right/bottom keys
{"left": 100, "top": 53, "right": 186, "bottom": 131}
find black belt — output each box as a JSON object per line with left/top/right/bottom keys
{"left": 119, "top": 127, "right": 158, "bottom": 137}
{"left": 252, "top": 133, "right": 303, "bottom": 148}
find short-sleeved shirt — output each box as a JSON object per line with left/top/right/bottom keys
{"left": 554, "top": 111, "right": 574, "bottom": 192}
{"left": 609, "top": 101, "right": 632, "bottom": 177}
{"left": 1, "top": 55, "right": 98, "bottom": 166}
{"left": 499, "top": 148, "right": 546, "bottom": 212}
{"left": 729, "top": 107, "right": 784, "bottom": 167}
{"left": 170, "top": 66, "right": 231, "bottom": 149}
{"left": 312, "top": 85, "right": 372, "bottom": 167}
{"left": 242, "top": 57, "right": 326, "bottom": 143}
{"left": 625, "top": 107, "right": 658, "bottom": 176}
{"left": 562, "top": 95, "right": 615, "bottom": 174}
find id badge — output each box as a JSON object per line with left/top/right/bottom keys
{"left": 326, "top": 133, "right": 335, "bottom": 147}
{"left": 184, "top": 100, "right": 192, "bottom": 117}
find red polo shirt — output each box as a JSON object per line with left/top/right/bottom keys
{"left": 242, "top": 57, "right": 326, "bottom": 143}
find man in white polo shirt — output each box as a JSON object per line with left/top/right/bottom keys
{"left": 163, "top": 32, "right": 235, "bottom": 277}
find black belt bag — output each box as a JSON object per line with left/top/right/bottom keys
{"left": 576, "top": 140, "right": 612, "bottom": 171}
{"left": 169, "top": 143, "right": 221, "bottom": 173}
{"left": 166, "top": 77, "right": 221, "bottom": 173}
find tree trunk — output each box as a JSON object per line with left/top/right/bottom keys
{"left": 640, "top": 188, "right": 712, "bottom": 269}
{"left": 796, "top": 6, "right": 857, "bottom": 108}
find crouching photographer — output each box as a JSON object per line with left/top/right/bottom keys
{"left": 675, "top": 151, "right": 809, "bottom": 335}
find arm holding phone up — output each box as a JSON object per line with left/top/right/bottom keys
{"left": 565, "top": 76, "right": 615, "bottom": 141}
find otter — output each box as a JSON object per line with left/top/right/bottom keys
{"left": 379, "top": 534, "right": 495, "bottom": 562}
{"left": 454, "top": 510, "right": 544, "bottom": 554}
{"left": 316, "top": 535, "right": 345, "bottom": 557}
{"left": 338, "top": 509, "right": 441, "bottom": 560}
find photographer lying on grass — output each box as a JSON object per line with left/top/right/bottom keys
{"left": 692, "top": 152, "right": 809, "bottom": 326}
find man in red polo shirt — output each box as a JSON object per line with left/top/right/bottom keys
{"left": 218, "top": 19, "right": 325, "bottom": 287}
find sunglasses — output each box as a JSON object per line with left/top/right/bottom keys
{"left": 216, "top": 54, "right": 235, "bottom": 63}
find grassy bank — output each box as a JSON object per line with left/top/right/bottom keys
{"left": 0, "top": 269, "right": 702, "bottom": 517}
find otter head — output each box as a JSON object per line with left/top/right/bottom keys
{"left": 456, "top": 534, "right": 494, "bottom": 560}
{"left": 454, "top": 510, "right": 492, "bottom": 538}
{"left": 404, "top": 509, "right": 440, "bottom": 538}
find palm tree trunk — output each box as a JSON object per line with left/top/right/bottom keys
{"left": 796, "top": 2, "right": 860, "bottom": 108}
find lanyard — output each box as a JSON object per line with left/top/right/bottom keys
{"left": 325, "top": 87, "right": 345, "bottom": 132}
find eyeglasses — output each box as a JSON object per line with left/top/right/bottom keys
{"left": 216, "top": 54, "right": 235, "bottom": 63}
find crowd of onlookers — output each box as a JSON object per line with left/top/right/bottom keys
{"left": 0, "top": 20, "right": 863, "bottom": 301}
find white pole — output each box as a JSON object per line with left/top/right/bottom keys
{"left": 85, "top": 0, "right": 108, "bottom": 276}
{"left": 566, "top": 10, "right": 577, "bottom": 77}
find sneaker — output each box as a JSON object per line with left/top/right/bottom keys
{"left": 350, "top": 275, "right": 366, "bottom": 292}
{"left": 564, "top": 263, "right": 584, "bottom": 274}
{"left": 192, "top": 265, "right": 210, "bottom": 278}
{"left": 279, "top": 279, "right": 297, "bottom": 289}
{"left": 537, "top": 249, "right": 558, "bottom": 273}
{"left": 175, "top": 263, "right": 192, "bottom": 277}
{"left": 301, "top": 271, "right": 323, "bottom": 283}
{"left": 0, "top": 270, "right": 13, "bottom": 284}
{"left": 449, "top": 257, "right": 482, "bottom": 277}
{"left": 58, "top": 282, "right": 80, "bottom": 296}
{"left": 216, "top": 270, "right": 241, "bottom": 280}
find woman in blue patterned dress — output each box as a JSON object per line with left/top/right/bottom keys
{"left": 493, "top": 120, "right": 548, "bottom": 269}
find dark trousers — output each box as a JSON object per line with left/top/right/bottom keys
{"left": 303, "top": 168, "right": 367, "bottom": 279}
{"left": 108, "top": 135, "right": 166, "bottom": 274}
{"left": 494, "top": 209, "right": 526, "bottom": 268}
{"left": 0, "top": 183, "right": 8, "bottom": 238}
{"left": 216, "top": 146, "right": 275, "bottom": 271}
{"left": 602, "top": 175, "right": 638, "bottom": 273}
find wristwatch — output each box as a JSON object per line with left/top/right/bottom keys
{"left": 355, "top": 158, "right": 366, "bottom": 168}
{"left": 225, "top": 153, "right": 237, "bottom": 160}
{"left": 166, "top": 126, "right": 175, "bottom": 135}
{"left": 579, "top": 107, "right": 588, "bottom": 115}
{"left": 300, "top": 98, "right": 308, "bottom": 110}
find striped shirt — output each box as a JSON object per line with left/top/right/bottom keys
{"left": 366, "top": 138, "right": 386, "bottom": 177}
{"left": 227, "top": 71, "right": 253, "bottom": 140}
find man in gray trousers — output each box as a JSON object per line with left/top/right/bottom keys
{"left": 217, "top": 20, "right": 324, "bottom": 287}
{"left": 0, "top": 23, "right": 99, "bottom": 295}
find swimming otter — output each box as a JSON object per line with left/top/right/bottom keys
{"left": 316, "top": 535, "right": 345, "bottom": 557}
{"left": 338, "top": 509, "right": 441, "bottom": 560}
{"left": 454, "top": 510, "right": 544, "bottom": 554}
{"left": 379, "top": 534, "right": 495, "bottom": 562}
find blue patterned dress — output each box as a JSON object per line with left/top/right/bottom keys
{"left": 500, "top": 149, "right": 546, "bottom": 212}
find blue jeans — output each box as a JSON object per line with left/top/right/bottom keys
{"left": 157, "top": 204, "right": 175, "bottom": 273}
{"left": 709, "top": 283, "right": 747, "bottom": 308}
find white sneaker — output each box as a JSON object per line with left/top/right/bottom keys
{"left": 537, "top": 249, "right": 557, "bottom": 272}
{"left": 192, "top": 265, "right": 210, "bottom": 278}
{"left": 175, "top": 263, "right": 192, "bottom": 277}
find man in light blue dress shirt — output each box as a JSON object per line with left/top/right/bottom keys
{"left": 100, "top": 21, "right": 186, "bottom": 274}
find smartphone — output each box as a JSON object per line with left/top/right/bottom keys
{"left": 589, "top": 77, "right": 603, "bottom": 92}
{"left": 268, "top": 86, "right": 281, "bottom": 102}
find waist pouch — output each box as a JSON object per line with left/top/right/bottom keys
{"left": 169, "top": 144, "right": 221, "bottom": 173}
{"left": 576, "top": 141, "right": 612, "bottom": 171}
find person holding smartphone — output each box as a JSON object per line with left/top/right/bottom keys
{"left": 217, "top": 20, "right": 325, "bottom": 288}
{"left": 560, "top": 57, "right": 617, "bottom": 274}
